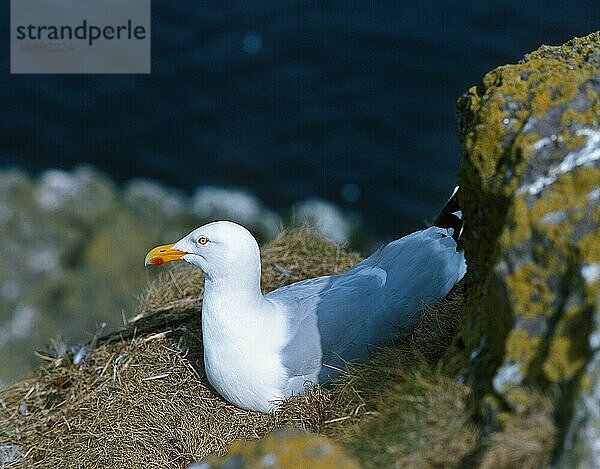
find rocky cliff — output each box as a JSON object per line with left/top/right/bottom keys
{"left": 454, "top": 31, "right": 600, "bottom": 465}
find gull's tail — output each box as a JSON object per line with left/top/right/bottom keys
{"left": 432, "top": 186, "right": 463, "bottom": 246}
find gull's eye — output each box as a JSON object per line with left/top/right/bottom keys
{"left": 197, "top": 236, "right": 209, "bottom": 245}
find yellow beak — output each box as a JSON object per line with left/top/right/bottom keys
{"left": 144, "top": 243, "right": 187, "bottom": 266}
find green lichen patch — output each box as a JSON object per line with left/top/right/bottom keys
{"left": 504, "top": 263, "right": 554, "bottom": 319}
{"left": 504, "top": 328, "right": 542, "bottom": 364}
{"left": 579, "top": 227, "right": 600, "bottom": 264}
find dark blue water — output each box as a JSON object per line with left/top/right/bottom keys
{"left": 1, "top": 1, "right": 598, "bottom": 237}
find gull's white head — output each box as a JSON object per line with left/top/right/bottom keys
{"left": 145, "top": 221, "right": 261, "bottom": 281}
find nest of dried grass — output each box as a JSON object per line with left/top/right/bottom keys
{"left": 0, "top": 226, "right": 554, "bottom": 468}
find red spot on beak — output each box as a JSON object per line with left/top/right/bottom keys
{"left": 145, "top": 243, "right": 185, "bottom": 266}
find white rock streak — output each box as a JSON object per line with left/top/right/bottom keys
{"left": 520, "top": 128, "right": 600, "bottom": 196}
{"left": 582, "top": 264, "right": 600, "bottom": 286}
{"left": 492, "top": 361, "right": 523, "bottom": 393}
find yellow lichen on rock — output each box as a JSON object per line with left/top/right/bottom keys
{"left": 504, "top": 263, "right": 553, "bottom": 318}
{"left": 197, "top": 429, "right": 360, "bottom": 469}
{"left": 504, "top": 328, "right": 542, "bottom": 364}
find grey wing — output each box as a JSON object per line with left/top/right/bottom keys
{"left": 313, "top": 270, "right": 390, "bottom": 380}
{"left": 266, "top": 278, "right": 327, "bottom": 382}
{"left": 268, "top": 225, "right": 466, "bottom": 386}
{"left": 267, "top": 269, "right": 388, "bottom": 383}
{"left": 349, "top": 226, "right": 465, "bottom": 311}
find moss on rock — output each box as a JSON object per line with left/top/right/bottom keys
{"left": 195, "top": 429, "right": 360, "bottom": 469}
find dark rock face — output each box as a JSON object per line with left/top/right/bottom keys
{"left": 455, "top": 32, "right": 600, "bottom": 463}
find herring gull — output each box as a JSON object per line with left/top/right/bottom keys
{"left": 144, "top": 189, "right": 466, "bottom": 412}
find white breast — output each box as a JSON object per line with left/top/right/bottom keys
{"left": 201, "top": 292, "right": 289, "bottom": 413}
